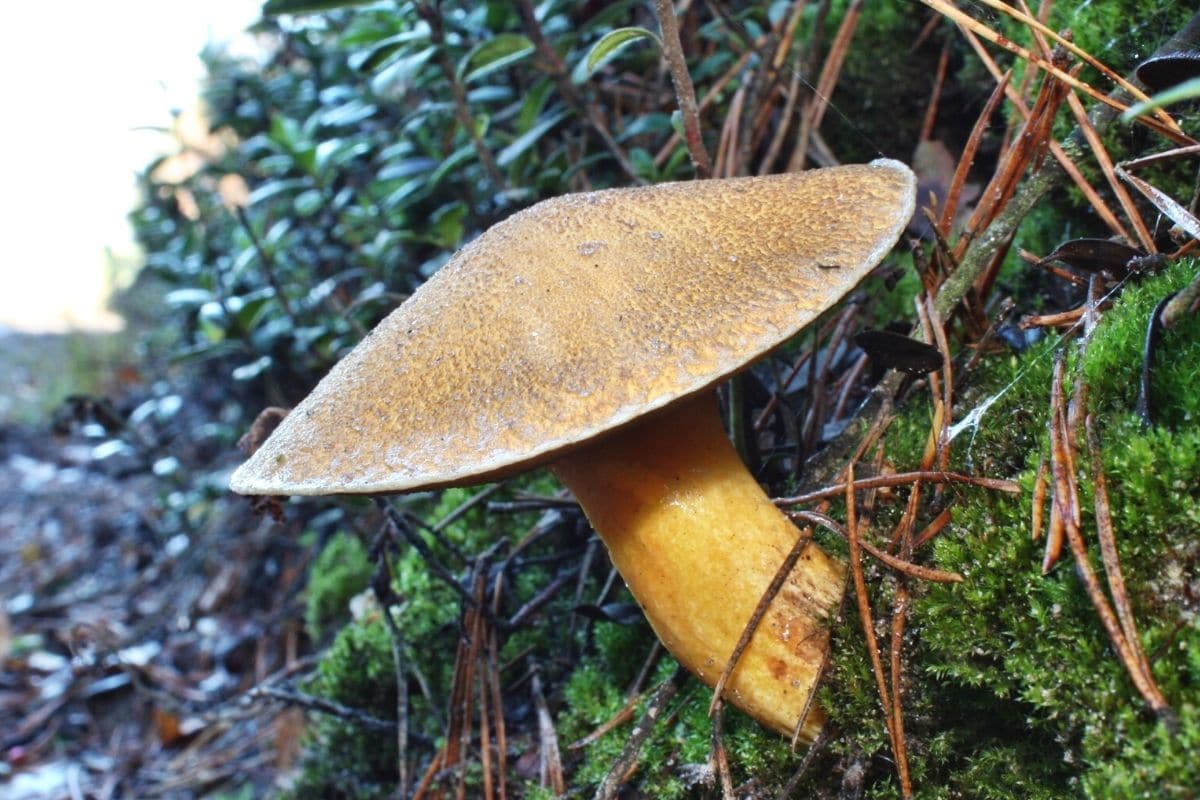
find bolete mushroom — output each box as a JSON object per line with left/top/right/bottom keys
{"left": 231, "top": 159, "right": 916, "bottom": 739}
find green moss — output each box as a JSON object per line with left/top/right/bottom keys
{"left": 885, "top": 260, "right": 1200, "bottom": 795}
{"left": 305, "top": 531, "right": 373, "bottom": 640}
{"left": 1084, "top": 264, "right": 1200, "bottom": 429}
{"left": 829, "top": 0, "right": 937, "bottom": 163}
{"left": 556, "top": 628, "right": 797, "bottom": 797}
{"left": 288, "top": 620, "right": 398, "bottom": 800}
{"left": 1054, "top": 0, "right": 1192, "bottom": 78}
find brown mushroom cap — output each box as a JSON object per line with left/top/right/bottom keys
{"left": 230, "top": 159, "right": 916, "bottom": 496}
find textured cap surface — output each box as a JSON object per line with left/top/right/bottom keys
{"left": 231, "top": 159, "right": 916, "bottom": 495}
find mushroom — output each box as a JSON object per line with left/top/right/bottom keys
{"left": 231, "top": 159, "right": 916, "bottom": 739}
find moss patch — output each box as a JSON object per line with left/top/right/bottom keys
{"left": 557, "top": 654, "right": 796, "bottom": 798}
{"left": 846, "top": 259, "right": 1200, "bottom": 796}
{"left": 305, "top": 531, "right": 372, "bottom": 640}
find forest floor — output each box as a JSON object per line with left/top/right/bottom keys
{"left": 1, "top": 329, "right": 300, "bottom": 799}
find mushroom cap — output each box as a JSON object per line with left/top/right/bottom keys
{"left": 231, "top": 159, "right": 916, "bottom": 496}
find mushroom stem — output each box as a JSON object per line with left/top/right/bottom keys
{"left": 551, "top": 392, "right": 846, "bottom": 739}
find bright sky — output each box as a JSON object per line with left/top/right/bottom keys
{"left": 0, "top": 1, "right": 261, "bottom": 333}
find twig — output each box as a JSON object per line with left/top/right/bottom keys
{"left": 1048, "top": 360, "right": 1172, "bottom": 718}
{"left": 710, "top": 699, "right": 735, "bottom": 799}
{"left": 911, "top": 506, "right": 953, "bottom": 550}
{"left": 594, "top": 666, "right": 688, "bottom": 800}
{"left": 1031, "top": 455, "right": 1048, "bottom": 542}
{"left": 787, "top": 0, "right": 863, "bottom": 172}
{"left": 433, "top": 483, "right": 505, "bottom": 532}
{"left": 919, "top": 41, "right": 951, "bottom": 143}
{"left": 514, "top": 0, "right": 643, "bottom": 183}
{"left": 372, "top": 564, "right": 410, "bottom": 794}
{"left": 938, "top": 71, "right": 1010, "bottom": 236}
{"left": 1043, "top": 494, "right": 1066, "bottom": 574}
{"left": 505, "top": 567, "right": 578, "bottom": 628}
{"left": 653, "top": 26, "right": 767, "bottom": 168}
{"left": 568, "top": 643, "right": 662, "bottom": 750}
{"left": 754, "top": 318, "right": 823, "bottom": 432}
{"left": 921, "top": 293, "right": 953, "bottom": 477}
{"left": 845, "top": 463, "right": 908, "bottom": 794}
{"left": 568, "top": 696, "right": 638, "bottom": 750}
{"left": 252, "top": 685, "right": 398, "bottom": 734}
{"left": 1085, "top": 414, "right": 1170, "bottom": 720}
{"left": 531, "top": 666, "right": 565, "bottom": 795}
{"left": 233, "top": 206, "right": 298, "bottom": 327}
{"left": 377, "top": 499, "right": 482, "bottom": 613}
{"left": 774, "top": 726, "right": 833, "bottom": 799}
{"left": 436, "top": 566, "right": 485, "bottom": 797}
{"left": 959, "top": 62, "right": 1070, "bottom": 256}
{"left": 487, "top": 577, "right": 510, "bottom": 800}
{"left": 654, "top": 0, "right": 712, "bottom": 177}
{"left": 707, "top": 524, "right": 817, "bottom": 716}
{"left": 1022, "top": 306, "right": 1089, "bottom": 330}
{"left": 1065, "top": 90, "right": 1155, "bottom": 252}
{"left": 888, "top": 585, "right": 913, "bottom": 799}
{"left": 418, "top": 3, "right": 507, "bottom": 190}
{"left": 757, "top": 0, "right": 811, "bottom": 174}
{"left": 789, "top": 510, "right": 964, "bottom": 583}
{"left": 777, "top": 470, "right": 1019, "bottom": 506}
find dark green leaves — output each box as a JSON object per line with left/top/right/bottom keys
{"left": 262, "top": 0, "right": 375, "bottom": 15}
{"left": 457, "top": 33, "right": 534, "bottom": 83}
{"left": 573, "top": 26, "right": 659, "bottom": 83}
{"left": 498, "top": 111, "right": 568, "bottom": 167}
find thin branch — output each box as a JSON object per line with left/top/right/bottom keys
{"left": 234, "top": 206, "right": 298, "bottom": 327}
{"left": 654, "top": 0, "right": 712, "bottom": 177}
{"left": 888, "top": 586, "right": 913, "bottom": 799}
{"left": 253, "top": 685, "right": 397, "bottom": 734}
{"left": 777, "top": 470, "right": 1019, "bottom": 506}
{"left": 1065, "top": 90, "right": 1155, "bottom": 252}
{"left": 594, "top": 666, "right": 688, "bottom": 800}
{"left": 1085, "top": 414, "right": 1169, "bottom": 718}
{"left": 505, "top": 568, "right": 578, "bottom": 629}
{"left": 531, "top": 666, "right": 565, "bottom": 795}
{"left": 774, "top": 727, "right": 833, "bottom": 798}
{"left": 710, "top": 699, "right": 735, "bottom": 799}
{"left": 418, "top": 3, "right": 507, "bottom": 190}
{"left": 514, "top": 0, "right": 643, "bottom": 183}
{"left": 376, "top": 499, "right": 482, "bottom": 613}
{"left": 788, "top": 0, "right": 863, "bottom": 172}
{"left": 845, "top": 464, "right": 906, "bottom": 792}
{"left": 707, "top": 525, "right": 817, "bottom": 716}
{"left": 789, "top": 510, "right": 964, "bottom": 583}
{"left": 372, "top": 564, "right": 411, "bottom": 794}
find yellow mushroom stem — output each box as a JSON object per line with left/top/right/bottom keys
{"left": 550, "top": 392, "right": 846, "bottom": 739}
